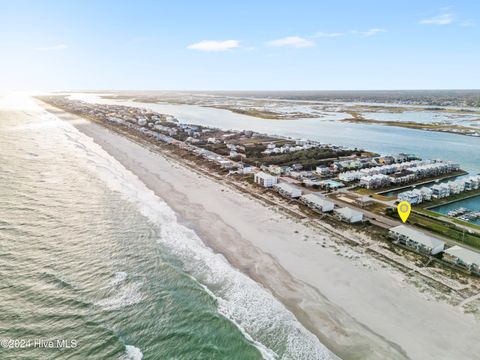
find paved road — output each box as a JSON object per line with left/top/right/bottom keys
{"left": 331, "top": 190, "right": 480, "bottom": 254}
{"left": 328, "top": 194, "right": 399, "bottom": 229}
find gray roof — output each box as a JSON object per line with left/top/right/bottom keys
{"left": 390, "top": 225, "right": 445, "bottom": 249}
{"left": 334, "top": 207, "right": 363, "bottom": 219}
{"left": 301, "top": 193, "right": 334, "bottom": 208}
{"left": 255, "top": 171, "right": 277, "bottom": 180}
{"left": 445, "top": 245, "right": 480, "bottom": 266}
{"left": 275, "top": 183, "right": 302, "bottom": 194}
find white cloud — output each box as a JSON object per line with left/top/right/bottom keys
{"left": 267, "top": 36, "right": 315, "bottom": 48}
{"left": 35, "top": 44, "right": 68, "bottom": 51}
{"left": 187, "top": 40, "right": 240, "bottom": 52}
{"left": 313, "top": 32, "right": 344, "bottom": 38}
{"left": 419, "top": 13, "right": 454, "bottom": 25}
{"left": 353, "top": 28, "right": 387, "bottom": 37}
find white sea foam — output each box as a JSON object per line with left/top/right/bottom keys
{"left": 196, "top": 278, "right": 278, "bottom": 360}
{"left": 123, "top": 345, "right": 143, "bottom": 360}
{"left": 95, "top": 281, "right": 143, "bottom": 311}
{"left": 111, "top": 271, "right": 128, "bottom": 286}
{"left": 41, "top": 101, "right": 338, "bottom": 359}
{"left": 95, "top": 270, "right": 140, "bottom": 311}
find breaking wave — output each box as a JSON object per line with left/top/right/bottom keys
{"left": 52, "top": 110, "right": 337, "bottom": 359}
{"left": 123, "top": 345, "right": 143, "bottom": 360}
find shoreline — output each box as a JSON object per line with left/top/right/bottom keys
{"left": 426, "top": 192, "right": 480, "bottom": 209}
{"left": 103, "top": 94, "right": 480, "bottom": 137}
{"left": 340, "top": 117, "right": 480, "bottom": 138}
{"left": 41, "top": 101, "right": 480, "bottom": 360}
{"left": 64, "top": 92, "right": 480, "bottom": 176}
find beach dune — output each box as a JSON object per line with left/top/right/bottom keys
{"left": 44, "top": 103, "right": 480, "bottom": 360}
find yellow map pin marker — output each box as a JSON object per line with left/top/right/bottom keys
{"left": 397, "top": 201, "right": 411, "bottom": 223}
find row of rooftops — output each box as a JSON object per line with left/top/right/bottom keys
{"left": 444, "top": 246, "right": 480, "bottom": 269}
{"left": 389, "top": 225, "right": 480, "bottom": 272}
{"left": 270, "top": 182, "right": 364, "bottom": 222}
{"left": 300, "top": 193, "right": 335, "bottom": 212}
{"left": 330, "top": 153, "right": 416, "bottom": 172}
{"left": 46, "top": 97, "right": 480, "bottom": 273}
{"left": 339, "top": 160, "right": 459, "bottom": 184}
{"left": 390, "top": 225, "right": 445, "bottom": 252}
{"left": 252, "top": 171, "right": 364, "bottom": 222}
{"left": 398, "top": 175, "right": 480, "bottom": 205}
{"left": 262, "top": 142, "right": 326, "bottom": 155}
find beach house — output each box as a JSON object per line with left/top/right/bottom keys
{"left": 359, "top": 174, "right": 391, "bottom": 189}
{"left": 238, "top": 164, "right": 253, "bottom": 175}
{"left": 300, "top": 193, "right": 335, "bottom": 213}
{"left": 268, "top": 165, "right": 284, "bottom": 175}
{"left": 274, "top": 183, "right": 302, "bottom": 199}
{"left": 398, "top": 189, "right": 423, "bottom": 205}
{"left": 338, "top": 170, "right": 363, "bottom": 182}
{"left": 389, "top": 225, "right": 445, "bottom": 255}
{"left": 315, "top": 166, "right": 331, "bottom": 177}
{"left": 443, "top": 246, "right": 480, "bottom": 274}
{"left": 254, "top": 172, "right": 278, "bottom": 188}
{"left": 448, "top": 180, "right": 465, "bottom": 195}
{"left": 431, "top": 183, "right": 450, "bottom": 199}
{"left": 420, "top": 187, "right": 433, "bottom": 201}
{"left": 334, "top": 207, "right": 364, "bottom": 223}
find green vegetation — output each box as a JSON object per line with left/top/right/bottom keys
{"left": 209, "top": 105, "right": 320, "bottom": 120}
{"left": 451, "top": 218, "right": 480, "bottom": 231}
{"left": 367, "top": 202, "right": 389, "bottom": 214}
{"left": 341, "top": 117, "right": 479, "bottom": 136}
{"left": 212, "top": 106, "right": 285, "bottom": 119}
{"left": 349, "top": 103, "right": 480, "bottom": 115}
{"left": 351, "top": 187, "right": 374, "bottom": 195}
{"left": 372, "top": 194, "right": 395, "bottom": 201}
{"left": 413, "top": 208, "right": 442, "bottom": 218}
{"left": 352, "top": 186, "right": 397, "bottom": 200}
{"left": 245, "top": 147, "right": 360, "bottom": 170}
{"left": 386, "top": 208, "right": 480, "bottom": 249}
{"left": 202, "top": 143, "right": 230, "bottom": 156}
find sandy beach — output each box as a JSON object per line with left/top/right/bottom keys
{"left": 43, "top": 103, "right": 480, "bottom": 360}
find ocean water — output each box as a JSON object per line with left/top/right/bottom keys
{"left": 0, "top": 95, "right": 337, "bottom": 359}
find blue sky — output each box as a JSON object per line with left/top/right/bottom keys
{"left": 0, "top": 0, "right": 479, "bottom": 90}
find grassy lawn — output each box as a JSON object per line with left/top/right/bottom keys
{"left": 351, "top": 187, "right": 375, "bottom": 195}
{"left": 372, "top": 193, "right": 395, "bottom": 201}
{"left": 413, "top": 208, "right": 442, "bottom": 218}
{"left": 410, "top": 214, "right": 480, "bottom": 249}
{"left": 368, "top": 202, "right": 389, "bottom": 215}
{"left": 350, "top": 188, "right": 394, "bottom": 201}
{"left": 452, "top": 218, "right": 480, "bottom": 231}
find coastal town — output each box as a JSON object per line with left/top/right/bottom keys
{"left": 39, "top": 95, "right": 480, "bottom": 279}
{"left": 100, "top": 92, "right": 480, "bottom": 137}
{"left": 6, "top": 1, "right": 480, "bottom": 359}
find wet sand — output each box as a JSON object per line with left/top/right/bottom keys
{"left": 43, "top": 103, "right": 480, "bottom": 360}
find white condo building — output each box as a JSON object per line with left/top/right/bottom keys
{"left": 444, "top": 246, "right": 480, "bottom": 274}
{"left": 300, "top": 193, "right": 335, "bottom": 212}
{"left": 334, "top": 207, "right": 364, "bottom": 223}
{"left": 254, "top": 172, "right": 278, "bottom": 188}
{"left": 274, "top": 183, "right": 302, "bottom": 198}
{"left": 389, "top": 225, "right": 445, "bottom": 255}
